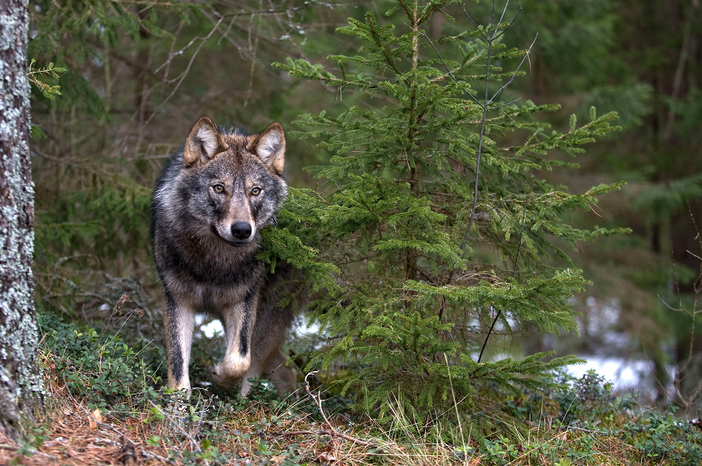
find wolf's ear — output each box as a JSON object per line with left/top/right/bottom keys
{"left": 183, "top": 117, "right": 227, "bottom": 167}
{"left": 249, "top": 122, "right": 285, "bottom": 175}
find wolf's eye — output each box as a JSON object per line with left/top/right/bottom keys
{"left": 213, "top": 184, "right": 224, "bottom": 194}
{"left": 251, "top": 187, "right": 261, "bottom": 196}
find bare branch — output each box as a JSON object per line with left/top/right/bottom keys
{"left": 146, "top": 16, "right": 225, "bottom": 125}
{"left": 493, "top": 0, "right": 523, "bottom": 41}
{"left": 488, "top": 33, "right": 537, "bottom": 106}
{"left": 418, "top": 31, "right": 484, "bottom": 108}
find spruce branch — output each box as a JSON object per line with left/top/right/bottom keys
{"left": 419, "top": 31, "right": 483, "bottom": 108}
{"left": 28, "top": 59, "right": 66, "bottom": 100}
{"left": 366, "top": 12, "right": 403, "bottom": 76}
{"left": 477, "top": 204, "right": 527, "bottom": 363}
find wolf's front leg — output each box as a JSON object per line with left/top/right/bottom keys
{"left": 163, "top": 291, "right": 197, "bottom": 391}
{"left": 212, "top": 290, "right": 258, "bottom": 388}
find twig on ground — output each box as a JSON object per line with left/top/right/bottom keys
{"left": 278, "top": 429, "right": 345, "bottom": 437}
{"left": 0, "top": 443, "right": 58, "bottom": 460}
{"left": 59, "top": 374, "right": 176, "bottom": 464}
{"left": 304, "top": 371, "right": 375, "bottom": 447}
{"left": 148, "top": 400, "right": 200, "bottom": 451}
{"left": 62, "top": 374, "right": 126, "bottom": 439}
{"left": 141, "top": 449, "right": 175, "bottom": 463}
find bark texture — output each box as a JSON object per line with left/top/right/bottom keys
{"left": 0, "top": 0, "right": 44, "bottom": 440}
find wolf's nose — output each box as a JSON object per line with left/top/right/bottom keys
{"left": 231, "top": 222, "right": 252, "bottom": 240}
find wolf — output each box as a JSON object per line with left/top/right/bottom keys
{"left": 151, "top": 116, "right": 295, "bottom": 395}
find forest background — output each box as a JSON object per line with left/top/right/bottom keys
{"left": 16, "top": 0, "right": 702, "bottom": 462}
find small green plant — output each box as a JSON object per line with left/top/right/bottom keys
{"left": 482, "top": 436, "right": 518, "bottom": 465}
{"left": 630, "top": 409, "right": 702, "bottom": 466}
{"left": 523, "top": 439, "right": 560, "bottom": 464}
{"left": 554, "top": 370, "right": 617, "bottom": 426}
{"left": 146, "top": 435, "right": 161, "bottom": 447}
{"left": 565, "top": 434, "right": 596, "bottom": 463}
{"left": 39, "top": 313, "right": 161, "bottom": 409}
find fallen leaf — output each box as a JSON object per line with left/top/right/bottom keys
{"left": 89, "top": 408, "right": 103, "bottom": 429}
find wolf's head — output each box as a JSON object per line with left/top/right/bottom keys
{"left": 176, "top": 116, "right": 288, "bottom": 247}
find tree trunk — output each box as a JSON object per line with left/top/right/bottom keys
{"left": 0, "top": 0, "right": 44, "bottom": 441}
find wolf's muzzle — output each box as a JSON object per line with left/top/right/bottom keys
{"left": 231, "top": 222, "right": 252, "bottom": 240}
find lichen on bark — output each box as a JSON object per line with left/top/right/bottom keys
{"left": 0, "top": 0, "right": 45, "bottom": 441}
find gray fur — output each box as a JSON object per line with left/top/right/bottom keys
{"left": 152, "top": 117, "right": 294, "bottom": 395}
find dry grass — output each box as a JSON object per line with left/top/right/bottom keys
{"left": 0, "top": 370, "right": 470, "bottom": 466}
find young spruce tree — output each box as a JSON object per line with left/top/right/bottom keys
{"left": 270, "top": 0, "right": 624, "bottom": 421}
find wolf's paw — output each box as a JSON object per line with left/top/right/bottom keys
{"left": 211, "top": 369, "right": 239, "bottom": 388}
{"left": 211, "top": 357, "right": 250, "bottom": 388}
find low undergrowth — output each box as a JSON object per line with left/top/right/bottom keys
{"left": 1, "top": 315, "right": 700, "bottom": 465}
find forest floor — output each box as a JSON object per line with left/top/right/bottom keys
{"left": 0, "top": 374, "right": 464, "bottom": 466}
{"left": 1, "top": 362, "right": 701, "bottom": 466}
{"left": 1, "top": 320, "right": 701, "bottom": 465}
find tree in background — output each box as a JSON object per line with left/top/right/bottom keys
{"left": 0, "top": 0, "right": 44, "bottom": 440}
{"left": 611, "top": 1, "right": 702, "bottom": 407}
{"left": 486, "top": 0, "right": 702, "bottom": 409}
{"left": 275, "top": 0, "right": 624, "bottom": 421}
